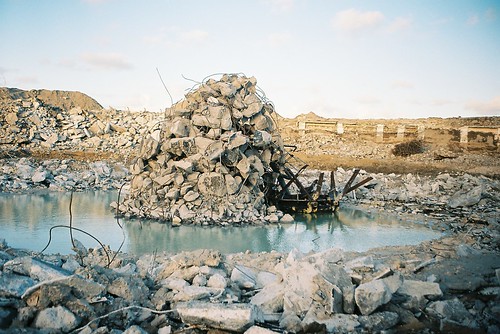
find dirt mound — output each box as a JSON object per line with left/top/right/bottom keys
{"left": 0, "top": 87, "right": 102, "bottom": 110}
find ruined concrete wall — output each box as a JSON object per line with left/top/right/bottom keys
{"left": 118, "top": 74, "right": 286, "bottom": 225}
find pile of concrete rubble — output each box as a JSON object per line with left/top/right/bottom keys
{"left": 0, "top": 87, "right": 159, "bottom": 154}
{"left": 117, "top": 74, "right": 289, "bottom": 225}
{"left": 1, "top": 236, "right": 498, "bottom": 333}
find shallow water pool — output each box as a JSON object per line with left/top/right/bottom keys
{"left": 0, "top": 191, "right": 442, "bottom": 255}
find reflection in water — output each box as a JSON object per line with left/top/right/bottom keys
{"left": 0, "top": 191, "right": 442, "bottom": 255}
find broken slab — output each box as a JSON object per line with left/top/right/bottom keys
{"left": 396, "top": 279, "right": 442, "bottom": 311}
{"left": 354, "top": 272, "right": 403, "bottom": 315}
{"left": 176, "top": 301, "right": 263, "bottom": 332}
{"left": 3, "top": 256, "right": 72, "bottom": 282}
{"left": 34, "top": 305, "right": 80, "bottom": 332}
{"left": 0, "top": 272, "right": 35, "bottom": 298}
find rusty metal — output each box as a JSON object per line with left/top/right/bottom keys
{"left": 265, "top": 147, "right": 372, "bottom": 214}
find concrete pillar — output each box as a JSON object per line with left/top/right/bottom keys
{"left": 376, "top": 124, "right": 384, "bottom": 142}
{"left": 460, "top": 126, "right": 469, "bottom": 143}
{"left": 337, "top": 122, "right": 344, "bottom": 135}
{"left": 397, "top": 125, "right": 405, "bottom": 140}
{"left": 298, "top": 121, "right": 306, "bottom": 136}
{"left": 418, "top": 125, "right": 425, "bottom": 139}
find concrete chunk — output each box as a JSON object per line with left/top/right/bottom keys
{"left": 176, "top": 301, "right": 263, "bottom": 332}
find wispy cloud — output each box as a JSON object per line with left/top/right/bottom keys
{"left": 392, "top": 80, "right": 414, "bottom": 89}
{"left": 267, "top": 32, "right": 292, "bottom": 46}
{"left": 81, "top": 52, "right": 133, "bottom": 70}
{"left": 332, "top": 9, "right": 385, "bottom": 33}
{"left": 466, "top": 96, "right": 500, "bottom": 115}
{"left": 387, "top": 17, "right": 412, "bottom": 33}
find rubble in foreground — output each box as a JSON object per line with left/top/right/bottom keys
{"left": 0, "top": 230, "right": 498, "bottom": 333}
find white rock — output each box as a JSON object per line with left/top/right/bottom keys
{"left": 177, "top": 301, "right": 263, "bottom": 332}
{"left": 207, "top": 273, "right": 227, "bottom": 289}
{"left": 355, "top": 273, "right": 403, "bottom": 315}
{"left": 32, "top": 170, "right": 48, "bottom": 183}
{"left": 34, "top": 306, "right": 80, "bottom": 332}
{"left": 280, "top": 214, "right": 294, "bottom": 223}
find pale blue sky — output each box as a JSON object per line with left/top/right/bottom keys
{"left": 1, "top": 0, "right": 499, "bottom": 119}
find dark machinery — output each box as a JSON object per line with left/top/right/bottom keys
{"left": 265, "top": 145, "right": 373, "bottom": 214}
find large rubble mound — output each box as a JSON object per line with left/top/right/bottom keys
{"left": 117, "top": 74, "right": 289, "bottom": 225}
{"left": 0, "top": 87, "right": 158, "bottom": 154}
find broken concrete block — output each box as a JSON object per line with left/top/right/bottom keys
{"left": 253, "top": 130, "right": 272, "bottom": 148}
{"left": 358, "top": 311, "right": 399, "bottom": 332}
{"left": 250, "top": 282, "right": 284, "bottom": 313}
{"left": 207, "top": 273, "right": 227, "bottom": 289}
{"left": 169, "top": 118, "right": 191, "bottom": 138}
{"left": 448, "top": 185, "right": 483, "bottom": 208}
{"left": 3, "top": 256, "right": 71, "bottom": 282}
{"left": 34, "top": 306, "right": 80, "bottom": 332}
{"left": 173, "top": 286, "right": 222, "bottom": 302}
{"left": 302, "top": 303, "right": 360, "bottom": 333}
{"left": 198, "top": 172, "right": 226, "bottom": 197}
{"left": 0, "top": 273, "right": 35, "bottom": 298}
{"left": 355, "top": 273, "right": 403, "bottom": 315}
{"left": 396, "top": 279, "right": 442, "bottom": 310}
{"left": 107, "top": 276, "right": 149, "bottom": 302}
{"left": 176, "top": 301, "right": 263, "bottom": 332}
{"left": 231, "top": 265, "right": 258, "bottom": 289}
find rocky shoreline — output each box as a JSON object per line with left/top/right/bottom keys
{"left": 0, "top": 219, "right": 498, "bottom": 333}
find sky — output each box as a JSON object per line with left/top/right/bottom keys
{"left": 1, "top": 0, "right": 499, "bottom": 119}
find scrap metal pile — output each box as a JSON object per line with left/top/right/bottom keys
{"left": 117, "top": 74, "right": 370, "bottom": 224}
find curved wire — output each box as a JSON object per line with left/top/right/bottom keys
{"left": 39, "top": 225, "right": 111, "bottom": 266}
{"left": 108, "top": 183, "right": 127, "bottom": 266}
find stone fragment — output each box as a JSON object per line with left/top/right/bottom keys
{"left": 32, "top": 170, "right": 48, "bottom": 183}
{"left": 5, "top": 112, "right": 18, "bottom": 125}
{"left": 207, "top": 273, "right": 227, "bottom": 289}
{"left": 426, "top": 298, "right": 478, "bottom": 331}
{"left": 107, "top": 276, "right": 149, "bottom": 302}
{"left": 250, "top": 282, "right": 284, "bottom": 313}
{"left": 0, "top": 273, "right": 35, "bottom": 298}
{"left": 34, "top": 306, "right": 80, "bottom": 332}
{"left": 448, "top": 185, "right": 482, "bottom": 208}
{"left": 173, "top": 286, "right": 222, "bottom": 302}
{"left": 253, "top": 130, "right": 272, "bottom": 148}
{"left": 396, "top": 280, "right": 442, "bottom": 310}
{"left": 161, "top": 277, "right": 189, "bottom": 291}
{"left": 302, "top": 303, "right": 360, "bottom": 333}
{"left": 280, "top": 214, "right": 294, "bottom": 223}
{"left": 3, "top": 256, "right": 71, "bottom": 282}
{"left": 355, "top": 273, "right": 403, "bottom": 315}
{"left": 169, "top": 118, "right": 191, "bottom": 138}
{"left": 123, "top": 325, "right": 149, "bottom": 334}
{"left": 198, "top": 172, "right": 226, "bottom": 196}
{"left": 358, "top": 311, "right": 399, "bottom": 332}
{"left": 231, "top": 265, "right": 257, "bottom": 289}
{"left": 176, "top": 301, "right": 263, "bottom": 332}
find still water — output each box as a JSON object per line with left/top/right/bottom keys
{"left": 0, "top": 191, "right": 442, "bottom": 255}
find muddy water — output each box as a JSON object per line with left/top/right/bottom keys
{"left": 0, "top": 191, "right": 442, "bottom": 255}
